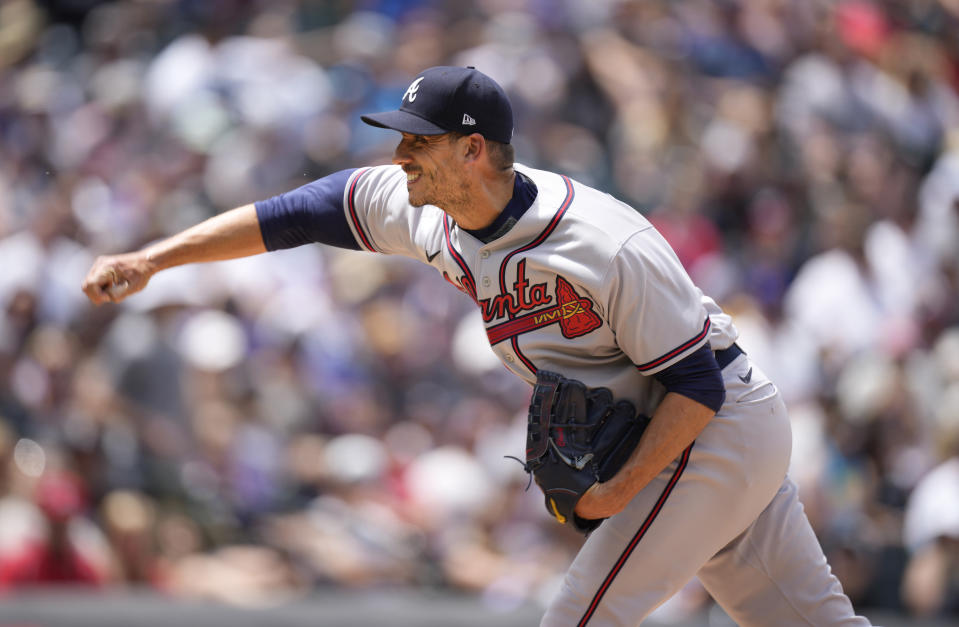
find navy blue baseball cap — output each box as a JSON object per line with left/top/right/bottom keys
{"left": 362, "top": 66, "right": 513, "bottom": 144}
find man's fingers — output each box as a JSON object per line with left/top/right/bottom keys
{"left": 82, "top": 263, "right": 133, "bottom": 305}
{"left": 83, "top": 283, "right": 111, "bottom": 305}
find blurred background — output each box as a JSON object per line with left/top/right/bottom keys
{"left": 1, "top": 0, "right": 958, "bottom": 625}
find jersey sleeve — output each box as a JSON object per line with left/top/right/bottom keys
{"left": 653, "top": 343, "right": 725, "bottom": 411}
{"left": 341, "top": 165, "right": 435, "bottom": 258}
{"left": 255, "top": 169, "right": 360, "bottom": 251}
{"left": 602, "top": 227, "right": 711, "bottom": 375}
{"left": 256, "top": 165, "right": 433, "bottom": 260}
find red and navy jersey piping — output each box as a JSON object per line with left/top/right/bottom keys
{"left": 634, "top": 318, "right": 711, "bottom": 373}
{"left": 497, "top": 175, "right": 575, "bottom": 296}
{"left": 346, "top": 168, "right": 377, "bottom": 252}
{"left": 443, "top": 216, "right": 478, "bottom": 302}
{"left": 497, "top": 175, "right": 575, "bottom": 375}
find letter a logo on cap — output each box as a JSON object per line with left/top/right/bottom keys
{"left": 403, "top": 77, "right": 425, "bottom": 103}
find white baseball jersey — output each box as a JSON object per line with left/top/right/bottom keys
{"left": 287, "top": 162, "right": 871, "bottom": 626}
{"left": 343, "top": 163, "right": 736, "bottom": 417}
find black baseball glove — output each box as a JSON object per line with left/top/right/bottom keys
{"left": 523, "top": 370, "right": 650, "bottom": 534}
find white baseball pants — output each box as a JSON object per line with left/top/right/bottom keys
{"left": 541, "top": 354, "right": 871, "bottom": 626}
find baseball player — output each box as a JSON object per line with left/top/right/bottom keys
{"left": 82, "top": 67, "right": 870, "bottom": 626}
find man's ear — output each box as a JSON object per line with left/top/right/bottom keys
{"left": 462, "top": 133, "right": 484, "bottom": 163}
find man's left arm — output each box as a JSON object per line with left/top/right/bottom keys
{"left": 575, "top": 344, "right": 725, "bottom": 520}
{"left": 578, "top": 226, "right": 727, "bottom": 519}
{"left": 576, "top": 392, "right": 715, "bottom": 519}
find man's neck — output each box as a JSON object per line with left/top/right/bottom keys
{"left": 462, "top": 169, "right": 539, "bottom": 244}
{"left": 451, "top": 169, "right": 515, "bottom": 230}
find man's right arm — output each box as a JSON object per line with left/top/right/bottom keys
{"left": 82, "top": 168, "right": 362, "bottom": 306}
{"left": 82, "top": 203, "right": 267, "bottom": 305}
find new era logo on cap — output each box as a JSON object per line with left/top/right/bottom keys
{"left": 361, "top": 66, "right": 513, "bottom": 144}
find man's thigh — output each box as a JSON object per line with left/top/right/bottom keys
{"left": 697, "top": 477, "right": 871, "bottom": 627}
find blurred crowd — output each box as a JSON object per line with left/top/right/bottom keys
{"left": 0, "top": 0, "right": 958, "bottom": 621}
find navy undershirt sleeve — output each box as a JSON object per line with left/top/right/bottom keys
{"left": 652, "top": 343, "right": 726, "bottom": 412}
{"left": 255, "top": 168, "right": 360, "bottom": 251}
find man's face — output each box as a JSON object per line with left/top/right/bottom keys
{"left": 392, "top": 133, "right": 469, "bottom": 210}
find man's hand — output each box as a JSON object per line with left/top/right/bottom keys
{"left": 574, "top": 479, "right": 631, "bottom": 520}
{"left": 81, "top": 252, "right": 155, "bottom": 305}
{"left": 81, "top": 204, "right": 267, "bottom": 306}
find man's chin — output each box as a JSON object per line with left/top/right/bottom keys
{"left": 407, "top": 193, "right": 431, "bottom": 208}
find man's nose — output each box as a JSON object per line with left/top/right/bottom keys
{"left": 392, "top": 141, "right": 412, "bottom": 166}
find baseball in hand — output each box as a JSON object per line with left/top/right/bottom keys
{"left": 102, "top": 267, "right": 130, "bottom": 300}
{"left": 106, "top": 279, "right": 130, "bottom": 299}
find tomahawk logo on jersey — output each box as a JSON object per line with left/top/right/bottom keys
{"left": 481, "top": 270, "right": 603, "bottom": 344}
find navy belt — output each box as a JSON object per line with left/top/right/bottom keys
{"left": 715, "top": 343, "right": 744, "bottom": 370}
